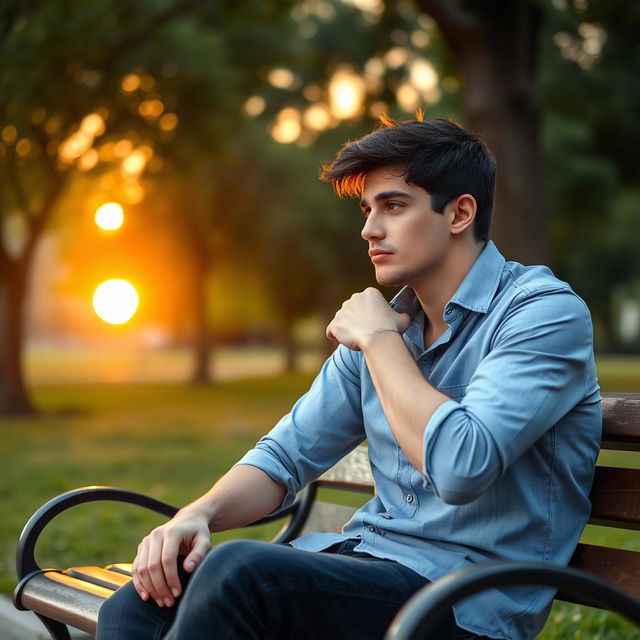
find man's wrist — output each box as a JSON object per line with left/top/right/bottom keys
{"left": 179, "top": 499, "right": 216, "bottom": 530}
{"left": 360, "top": 328, "right": 403, "bottom": 352}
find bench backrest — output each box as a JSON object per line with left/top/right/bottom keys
{"left": 300, "top": 392, "right": 640, "bottom": 605}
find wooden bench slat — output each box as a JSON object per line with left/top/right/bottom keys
{"left": 298, "top": 501, "right": 360, "bottom": 538}
{"left": 20, "top": 571, "right": 112, "bottom": 634}
{"left": 318, "top": 446, "right": 374, "bottom": 491}
{"left": 601, "top": 394, "right": 640, "bottom": 451}
{"left": 105, "top": 563, "right": 133, "bottom": 576}
{"left": 589, "top": 467, "right": 640, "bottom": 530}
{"left": 314, "top": 478, "right": 375, "bottom": 493}
{"left": 65, "top": 566, "right": 132, "bottom": 590}
{"left": 570, "top": 542, "right": 640, "bottom": 601}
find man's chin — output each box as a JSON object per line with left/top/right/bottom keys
{"left": 374, "top": 269, "right": 406, "bottom": 288}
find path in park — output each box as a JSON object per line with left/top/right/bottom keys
{"left": 26, "top": 345, "right": 322, "bottom": 384}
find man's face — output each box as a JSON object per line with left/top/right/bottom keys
{"left": 360, "top": 166, "right": 452, "bottom": 289}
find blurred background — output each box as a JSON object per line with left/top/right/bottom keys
{"left": 1, "top": 1, "right": 639, "bottom": 636}
{"left": 1, "top": 0, "right": 639, "bottom": 411}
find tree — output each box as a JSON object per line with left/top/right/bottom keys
{"left": 540, "top": 0, "right": 640, "bottom": 348}
{"left": 223, "top": 124, "right": 371, "bottom": 372}
{"left": 0, "top": 0, "right": 300, "bottom": 412}
{"left": 0, "top": 0, "right": 217, "bottom": 414}
{"left": 414, "top": 0, "right": 547, "bottom": 264}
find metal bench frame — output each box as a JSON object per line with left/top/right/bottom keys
{"left": 14, "top": 393, "right": 640, "bottom": 639}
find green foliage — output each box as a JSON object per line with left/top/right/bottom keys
{"left": 215, "top": 121, "right": 374, "bottom": 329}
{"left": 541, "top": 0, "right": 640, "bottom": 349}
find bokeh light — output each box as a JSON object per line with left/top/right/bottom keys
{"left": 93, "top": 279, "right": 139, "bottom": 325}
{"left": 78, "top": 148, "right": 99, "bottom": 171}
{"left": 158, "top": 113, "right": 178, "bottom": 131}
{"left": 272, "top": 108, "right": 302, "bottom": 144}
{"left": 244, "top": 96, "right": 266, "bottom": 117}
{"left": 328, "top": 68, "right": 365, "bottom": 119}
{"left": 81, "top": 113, "right": 106, "bottom": 136}
{"left": 268, "top": 68, "right": 296, "bottom": 89}
{"left": 2, "top": 125, "right": 18, "bottom": 143}
{"left": 58, "top": 112, "right": 106, "bottom": 163}
{"left": 396, "top": 83, "right": 420, "bottom": 112}
{"left": 95, "top": 203, "right": 124, "bottom": 231}
{"left": 303, "top": 103, "right": 332, "bottom": 131}
{"left": 122, "top": 148, "right": 149, "bottom": 177}
{"left": 121, "top": 73, "right": 141, "bottom": 93}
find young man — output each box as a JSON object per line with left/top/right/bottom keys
{"left": 97, "top": 116, "right": 601, "bottom": 640}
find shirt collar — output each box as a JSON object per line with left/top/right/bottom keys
{"left": 449, "top": 240, "right": 505, "bottom": 313}
{"left": 390, "top": 240, "right": 505, "bottom": 317}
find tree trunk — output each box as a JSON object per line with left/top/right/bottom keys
{"left": 418, "top": 0, "right": 547, "bottom": 264}
{"left": 281, "top": 313, "right": 298, "bottom": 374}
{"left": 319, "top": 274, "right": 342, "bottom": 362}
{"left": 189, "top": 249, "right": 212, "bottom": 384}
{"left": 0, "top": 265, "right": 35, "bottom": 415}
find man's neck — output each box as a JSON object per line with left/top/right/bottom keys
{"left": 413, "top": 240, "right": 486, "bottom": 347}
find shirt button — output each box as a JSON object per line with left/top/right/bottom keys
{"left": 368, "top": 525, "right": 375, "bottom": 532}
{"left": 406, "top": 494, "right": 414, "bottom": 503}
{"left": 383, "top": 514, "right": 393, "bottom": 520}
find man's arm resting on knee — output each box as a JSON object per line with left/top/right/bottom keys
{"left": 132, "top": 464, "right": 285, "bottom": 608}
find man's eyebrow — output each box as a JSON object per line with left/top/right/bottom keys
{"left": 359, "top": 190, "right": 413, "bottom": 209}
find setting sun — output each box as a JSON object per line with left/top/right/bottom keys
{"left": 95, "top": 203, "right": 124, "bottom": 231}
{"left": 93, "top": 279, "right": 139, "bottom": 325}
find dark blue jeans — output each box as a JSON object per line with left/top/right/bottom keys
{"left": 96, "top": 539, "right": 487, "bottom": 640}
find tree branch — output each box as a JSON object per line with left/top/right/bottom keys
{"left": 30, "top": 127, "right": 60, "bottom": 183}
{"left": 99, "top": 0, "right": 203, "bottom": 88}
{"left": 5, "top": 151, "right": 35, "bottom": 219}
{"left": 21, "top": 168, "right": 70, "bottom": 266}
{"left": 0, "top": 176, "right": 9, "bottom": 268}
{"left": 414, "top": 0, "right": 479, "bottom": 54}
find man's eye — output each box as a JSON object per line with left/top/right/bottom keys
{"left": 360, "top": 209, "right": 371, "bottom": 218}
{"left": 387, "top": 201, "right": 402, "bottom": 210}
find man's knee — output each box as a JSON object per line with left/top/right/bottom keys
{"left": 187, "top": 540, "right": 286, "bottom": 603}
{"left": 97, "top": 580, "right": 149, "bottom": 637}
{"left": 194, "top": 539, "right": 281, "bottom": 597}
{"left": 99, "top": 580, "right": 139, "bottom": 620}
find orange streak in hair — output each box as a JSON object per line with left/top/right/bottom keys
{"left": 377, "top": 113, "right": 398, "bottom": 129}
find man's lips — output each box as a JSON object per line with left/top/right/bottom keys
{"left": 369, "top": 249, "right": 393, "bottom": 263}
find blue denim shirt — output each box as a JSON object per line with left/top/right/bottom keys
{"left": 236, "top": 241, "right": 601, "bottom": 640}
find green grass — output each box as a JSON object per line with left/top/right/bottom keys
{"left": 2, "top": 353, "right": 640, "bottom": 638}
{"left": 1, "top": 375, "right": 314, "bottom": 596}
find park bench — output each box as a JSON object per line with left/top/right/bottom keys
{"left": 14, "top": 392, "right": 640, "bottom": 639}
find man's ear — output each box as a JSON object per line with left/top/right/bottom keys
{"left": 448, "top": 194, "right": 477, "bottom": 236}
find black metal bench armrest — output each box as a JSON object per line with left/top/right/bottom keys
{"left": 16, "top": 483, "right": 317, "bottom": 579}
{"left": 250, "top": 482, "right": 317, "bottom": 545}
{"left": 384, "top": 561, "right": 640, "bottom": 640}
{"left": 16, "top": 486, "right": 180, "bottom": 579}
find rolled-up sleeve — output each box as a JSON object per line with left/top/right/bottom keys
{"left": 235, "top": 345, "right": 366, "bottom": 512}
{"left": 423, "top": 288, "right": 594, "bottom": 505}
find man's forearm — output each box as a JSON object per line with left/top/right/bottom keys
{"left": 181, "top": 464, "right": 286, "bottom": 533}
{"left": 361, "top": 330, "right": 450, "bottom": 472}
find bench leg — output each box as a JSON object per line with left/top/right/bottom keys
{"left": 36, "top": 614, "right": 72, "bottom": 640}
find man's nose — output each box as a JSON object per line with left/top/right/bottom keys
{"left": 361, "top": 213, "right": 384, "bottom": 241}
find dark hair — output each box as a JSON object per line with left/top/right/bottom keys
{"left": 320, "top": 115, "right": 495, "bottom": 242}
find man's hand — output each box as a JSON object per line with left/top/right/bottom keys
{"left": 326, "top": 287, "right": 411, "bottom": 351}
{"left": 131, "top": 509, "right": 211, "bottom": 608}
